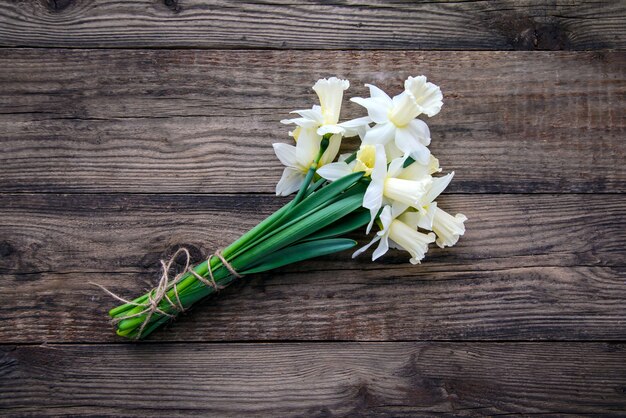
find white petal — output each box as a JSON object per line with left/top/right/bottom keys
{"left": 317, "top": 124, "right": 344, "bottom": 136}
{"left": 351, "top": 97, "right": 391, "bottom": 124}
{"left": 384, "top": 141, "right": 403, "bottom": 161}
{"left": 276, "top": 167, "right": 304, "bottom": 196}
{"left": 320, "top": 133, "right": 342, "bottom": 166}
{"left": 389, "top": 92, "right": 421, "bottom": 126}
{"left": 363, "top": 145, "right": 387, "bottom": 233}
{"left": 290, "top": 107, "right": 324, "bottom": 124}
{"left": 383, "top": 176, "right": 432, "bottom": 208}
{"left": 295, "top": 128, "right": 321, "bottom": 168}
{"left": 387, "top": 156, "right": 407, "bottom": 178}
{"left": 400, "top": 154, "right": 441, "bottom": 180}
{"left": 398, "top": 159, "right": 429, "bottom": 181}
{"left": 397, "top": 204, "right": 436, "bottom": 231}
{"left": 397, "top": 210, "right": 421, "bottom": 230}
{"left": 407, "top": 119, "right": 431, "bottom": 146}
{"left": 429, "top": 155, "right": 442, "bottom": 174}
{"left": 363, "top": 122, "right": 396, "bottom": 146}
{"left": 377, "top": 204, "right": 394, "bottom": 231}
{"left": 412, "top": 142, "right": 431, "bottom": 165}
{"left": 387, "top": 238, "right": 403, "bottom": 250}
{"left": 352, "top": 234, "right": 381, "bottom": 259}
{"left": 281, "top": 117, "right": 319, "bottom": 129}
{"left": 340, "top": 116, "right": 372, "bottom": 129}
{"left": 416, "top": 202, "right": 437, "bottom": 230}
{"left": 393, "top": 126, "right": 415, "bottom": 152}
{"left": 313, "top": 77, "right": 349, "bottom": 125}
{"left": 391, "top": 200, "right": 410, "bottom": 219}
{"left": 339, "top": 116, "right": 371, "bottom": 138}
{"left": 272, "top": 143, "right": 297, "bottom": 167}
{"left": 388, "top": 219, "right": 436, "bottom": 264}
{"left": 370, "top": 143, "right": 387, "bottom": 184}
{"left": 404, "top": 76, "right": 443, "bottom": 117}
{"left": 371, "top": 205, "right": 393, "bottom": 260}
{"left": 363, "top": 181, "right": 384, "bottom": 234}
{"left": 356, "top": 122, "right": 371, "bottom": 141}
{"left": 372, "top": 234, "right": 390, "bottom": 261}
{"left": 317, "top": 162, "right": 352, "bottom": 181}
{"left": 290, "top": 106, "right": 324, "bottom": 126}
{"left": 365, "top": 84, "right": 393, "bottom": 105}
{"left": 423, "top": 172, "right": 454, "bottom": 203}
{"left": 432, "top": 206, "right": 467, "bottom": 248}
{"left": 395, "top": 127, "right": 431, "bottom": 164}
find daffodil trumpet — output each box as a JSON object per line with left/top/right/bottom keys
{"left": 105, "top": 76, "right": 466, "bottom": 339}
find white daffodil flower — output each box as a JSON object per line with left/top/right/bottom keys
{"left": 316, "top": 143, "right": 379, "bottom": 181}
{"left": 432, "top": 207, "right": 467, "bottom": 248}
{"left": 398, "top": 154, "right": 442, "bottom": 179}
{"left": 349, "top": 76, "right": 443, "bottom": 164}
{"left": 273, "top": 128, "right": 341, "bottom": 196}
{"left": 318, "top": 144, "right": 440, "bottom": 235}
{"left": 281, "top": 77, "right": 368, "bottom": 137}
{"left": 399, "top": 170, "right": 467, "bottom": 247}
{"left": 408, "top": 171, "right": 454, "bottom": 231}
{"left": 363, "top": 147, "right": 432, "bottom": 233}
{"left": 353, "top": 205, "right": 436, "bottom": 264}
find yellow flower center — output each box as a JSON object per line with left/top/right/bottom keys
{"left": 354, "top": 145, "right": 377, "bottom": 176}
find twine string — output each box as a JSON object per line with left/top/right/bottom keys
{"left": 91, "top": 247, "right": 242, "bottom": 338}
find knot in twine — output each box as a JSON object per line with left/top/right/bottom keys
{"left": 92, "top": 247, "right": 242, "bottom": 339}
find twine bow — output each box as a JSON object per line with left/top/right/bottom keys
{"left": 93, "top": 247, "right": 242, "bottom": 339}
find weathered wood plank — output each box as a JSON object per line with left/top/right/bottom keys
{"left": 1, "top": 193, "right": 624, "bottom": 275}
{"left": 0, "top": 0, "right": 624, "bottom": 50}
{"left": 2, "top": 266, "right": 624, "bottom": 342}
{"left": 1, "top": 342, "right": 624, "bottom": 416}
{"left": 1, "top": 49, "right": 624, "bottom": 193}
{"left": 0, "top": 193, "right": 624, "bottom": 342}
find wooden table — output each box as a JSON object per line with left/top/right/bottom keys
{"left": 1, "top": 1, "right": 625, "bottom": 416}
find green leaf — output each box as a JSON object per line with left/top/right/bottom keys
{"left": 227, "top": 173, "right": 364, "bottom": 261}
{"left": 233, "top": 181, "right": 366, "bottom": 262}
{"left": 286, "top": 171, "right": 364, "bottom": 221}
{"left": 222, "top": 199, "right": 293, "bottom": 259}
{"left": 304, "top": 177, "right": 327, "bottom": 198}
{"left": 301, "top": 208, "right": 370, "bottom": 242}
{"left": 240, "top": 238, "right": 357, "bottom": 274}
{"left": 112, "top": 172, "right": 367, "bottom": 339}
{"left": 231, "top": 192, "right": 364, "bottom": 269}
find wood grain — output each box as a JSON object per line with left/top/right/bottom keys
{"left": 2, "top": 1, "right": 625, "bottom": 415}
{"left": 0, "top": 193, "right": 624, "bottom": 342}
{"left": 1, "top": 49, "right": 624, "bottom": 194}
{"left": 0, "top": 0, "right": 624, "bottom": 50}
{"left": 1, "top": 193, "right": 624, "bottom": 275}
{"left": 1, "top": 342, "right": 624, "bottom": 416}
{"left": 2, "top": 266, "right": 624, "bottom": 343}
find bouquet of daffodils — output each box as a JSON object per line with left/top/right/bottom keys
{"left": 103, "top": 76, "right": 467, "bottom": 339}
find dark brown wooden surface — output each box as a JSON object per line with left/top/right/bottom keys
{"left": 1, "top": 1, "right": 625, "bottom": 416}
{"left": 0, "top": 0, "right": 625, "bottom": 50}
{"left": 1, "top": 343, "right": 625, "bottom": 415}
{"left": 1, "top": 193, "right": 625, "bottom": 343}
{"left": 1, "top": 49, "right": 624, "bottom": 194}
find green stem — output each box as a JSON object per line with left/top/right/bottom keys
{"left": 108, "top": 134, "right": 361, "bottom": 339}
{"left": 304, "top": 177, "right": 326, "bottom": 198}
{"left": 344, "top": 151, "right": 357, "bottom": 164}
{"left": 227, "top": 134, "right": 332, "bottom": 260}
{"left": 291, "top": 134, "right": 331, "bottom": 205}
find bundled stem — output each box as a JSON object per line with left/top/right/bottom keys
{"left": 106, "top": 135, "right": 369, "bottom": 339}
